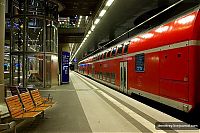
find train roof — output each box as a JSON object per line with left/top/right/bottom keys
{"left": 80, "top": 8, "right": 200, "bottom": 64}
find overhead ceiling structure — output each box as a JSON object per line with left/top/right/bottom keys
{"left": 57, "top": 0, "right": 104, "bottom": 45}
{"left": 57, "top": 0, "right": 200, "bottom": 62}
{"left": 59, "top": 0, "right": 104, "bottom": 17}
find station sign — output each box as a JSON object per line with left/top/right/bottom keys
{"left": 61, "top": 52, "right": 70, "bottom": 84}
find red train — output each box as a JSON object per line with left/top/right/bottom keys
{"left": 78, "top": 8, "right": 200, "bottom": 112}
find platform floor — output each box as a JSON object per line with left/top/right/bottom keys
{"left": 18, "top": 72, "right": 199, "bottom": 133}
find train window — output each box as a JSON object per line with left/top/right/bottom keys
{"left": 135, "top": 53, "right": 145, "bottom": 72}
{"left": 104, "top": 73, "right": 107, "bottom": 81}
{"left": 103, "top": 73, "right": 107, "bottom": 80}
{"left": 107, "top": 51, "right": 111, "bottom": 58}
{"left": 123, "top": 45, "right": 129, "bottom": 54}
{"left": 111, "top": 47, "right": 117, "bottom": 56}
{"left": 117, "top": 46, "right": 123, "bottom": 55}
{"left": 98, "top": 55, "right": 101, "bottom": 60}
{"left": 100, "top": 72, "right": 102, "bottom": 79}
{"left": 111, "top": 73, "right": 115, "bottom": 84}
{"left": 103, "top": 52, "right": 107, "bottom": 59}
{"left": 100, "top": 54, "right": 102, "bottom": 59}
{"left": 95, "top": 72, "right": 97, "bottom": 78}
{"left": 107, "top": 73, "right": 110, "bottom": 82}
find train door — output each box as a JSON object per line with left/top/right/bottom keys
{"left": 120, "top": 62, "right": 128, "bottom": 93}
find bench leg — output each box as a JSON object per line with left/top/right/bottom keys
{"left": 42, "top": 111, "right": 45, "bottom": 118}
{"left": 14, "top": 125, "right": 16, "bottom": 133}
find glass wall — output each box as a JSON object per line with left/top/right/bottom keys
{"left": 10, "top": 0, "right": 58, "bottom": 88}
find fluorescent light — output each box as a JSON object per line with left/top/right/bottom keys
{"left": 106, "top": 0, "right": 114, "bottom": 7}
{"left": 99, "top": 9, "right": 106, "bottom": 17}
{"left": 80, "top": 16, "right": 82, "bottom": 19}
{"left": 88, "top": 30, "right": 91, "bottom": 35}
{"left": 94, "top": 18, "right": 100, "bottom": 24}
{"left": 91, "top": 25, "right": 95, "bottom": 31}
{"left": 85, "top": 16, "right": 88, "bottom": 20}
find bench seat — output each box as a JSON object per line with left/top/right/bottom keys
{"left": 5, "top": 95, "right": 42, "bottom": 119}
{"left": 14, "top": 111, "right": 42, "bottom": 119}
{"left": 30, "top": 89, "right": 55, "bottom": 107}
{"left": 20, "top": 92, "right": 50, "bottom": 112}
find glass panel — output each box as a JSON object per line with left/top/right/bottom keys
{"left": 107, "top": 51, "right": 111, "bottom": 58}
{"left": 11, "top": 55, "right": 23, "bottom": 86}
{"left": 46, "top": 1, "right": 58, "bottom": 20}
{"left": 4, "top": 42, "right": 10, "bottom": 86}
{"left": 100, "top": 72, "right": 102, "bottom": 79}
{"left": 27, "top": 54, "right": 44, "bottom": 87}
{"left": 111, "top": 47, "right": 117, "bottom": 56}
{"left": 12, "top": 18, "right": 24, "bottom": 52}
{"left": 117, "top": 46, "right": 123, "bottom": 55}
{"left": 12, "top": 0, "right": 24, "bottom": 16}
{"left": 46, "top": 21, "right": 58, "bottom": 53}
{"left": 28, "top": 0, "right": 45, "bottom": 15}
{"left": 103, "top": 52, "right": 107, "bottom": 59}
{"left": 123, "top": 45, "right": 129, "bottom": 54}
{"left": 27, "top": 18, "right": 44, "bottom": 52}
{"left": 107, "top": 73, "right": 110, "bottom": 82}
{"left": 111, "top": 73, "right": 115, "bottom": 84}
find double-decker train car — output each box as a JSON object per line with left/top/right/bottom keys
{"left": 78, "top": 8, "right": 200, "bottom": 112}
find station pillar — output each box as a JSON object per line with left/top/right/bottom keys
{"left": 0, "top": 0, "right": 5, "bottom": 103}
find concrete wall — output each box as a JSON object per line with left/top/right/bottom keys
{"left": 62, "top": 44, "right": 70, "bottom": 52}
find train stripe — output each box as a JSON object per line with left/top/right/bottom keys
{"left": 129, "top": 88, "right": 192, "bottom": 112}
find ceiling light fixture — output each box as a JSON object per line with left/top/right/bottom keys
{"left": 94, "top": 18, "right": 100, "bottom": 24}
{"left": 106, "top": 0, "right": 114, "bottom": 7}
{"left": 88, "top": 30, "right": 91, "bottom": 35}
{"left": 70, "top": 0, "right": 116, "bottom": 61}
{"left": 99, "top": 9, "right": 107, "bottom": 17}
{"left": 91, "top": 25, "right": 95, "bottom": 31}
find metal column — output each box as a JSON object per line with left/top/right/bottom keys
{"left": 0, "top": 0, "right": 5, "bottom": 103}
